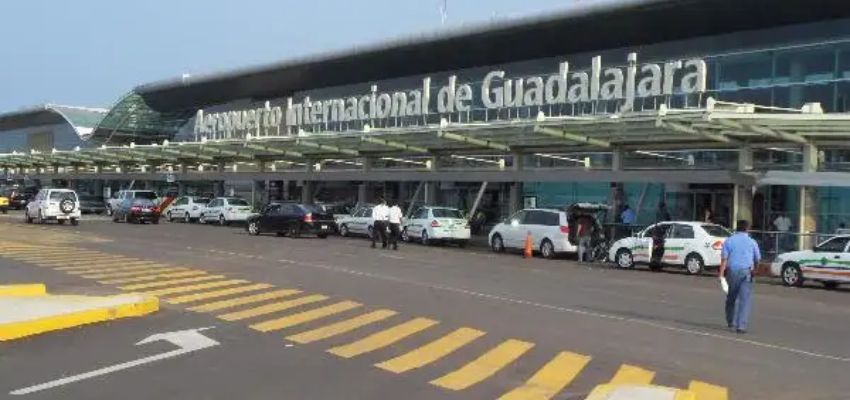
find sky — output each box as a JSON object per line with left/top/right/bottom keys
{"left": 0, "top": 0, "right": 585, "bottom": 112}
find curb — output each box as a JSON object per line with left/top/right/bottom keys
{"left": 0, "top": 284, "right": 47, "bottom": 296}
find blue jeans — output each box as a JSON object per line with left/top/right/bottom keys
{"left": 725, "top": 268, "right": 753, "bottom": 331}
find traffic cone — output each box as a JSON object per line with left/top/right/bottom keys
{"left": 523, "top": 231, "right": 533, "bottom": 259}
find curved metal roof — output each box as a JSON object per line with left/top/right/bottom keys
{"left": 0, "top": 104, "right": 108, "bottom": 140}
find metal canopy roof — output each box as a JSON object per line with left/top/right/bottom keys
{"left": 3, "top": 100, "right": 848, "bottom": 170}
{"left": 0, "top": 104, "right": 108, "bottom": 139}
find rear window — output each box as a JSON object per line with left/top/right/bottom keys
{"left": 432, "top": 208, "right": 463, "bottom": 219}
{"left": 191, "top": 197, "right": 210, "bottom": 204}
{"left": 702, "top": 224, "right": 731, "bottom": 238}
{"left": 301, "top": 205, "right": 326, "bottom": 214}
{"left": 227, "top": 199, "right": 249, "bottom": 206}
{"left": 134, "top": 192, "right": 158, "bottom": 200}
{"left": 49, "top": 191, "right": 77, "bottom": 201}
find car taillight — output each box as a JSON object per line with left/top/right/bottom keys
{"left": 131, "top": 206, "right": 142, "bottom": 213}
{"left": 304, "top": 213, "right": 314, "bottom": 223}
{"left": 153, "top": 206, "right": 160, "bottom": 213}
{"left": 712, "top": 240, "right": 724, "bottom": 250}
{"left": 431, "top": 220, "right": 440, "bottom": 227}
{"left": 560, "top": 226, "right": 570, "bottom": 234}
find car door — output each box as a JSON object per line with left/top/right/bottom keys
{"left": 666, "top": 224, "right": 695, "bottom": 266}
{"left": 406, "top": 208, "right": 425, "bottom": 238}
{"left": 204, "top": 199, "right": 218, "bottom": 221}
{"left": 522, "top": 211, "right": 546, "bottom": 249}
{"left": 281, "top": 204, "right": 302, "bottom": 231}
{"left": 502, "top": 210, "right": 529, "bottom": 248}
{"left": 633, "top": 224, "right": 662, "bottom": 264}
{"left": 172, "top": 197, "right": 187, "bottom": 217}
{"left": 259, "top": 204, "right": 282, "bottom": 231}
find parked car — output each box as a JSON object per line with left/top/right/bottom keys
{"left": 166, "top": 196, "right": 210, "bottom": 223}
{"left": 200, "top": 197, "right": 253, "bottom": 225}
{"left": 78, "top": 194, "right": 106, "bottom": 214}
{"left": 402, "top": 206, "right": 470, "bottom": 246}
{"left": 107, "top": 190, "right": 159, "bottom": 216}
{"left": 246, "top": 203, "right": 334, "bottom": 238}
{"left": 5, "top": 187, "right": 37, "bottom": 210}
{"left": 771, "top": 235, "right": 850, "bottom": 289}
{"left": 315, "top": 202, "right": 354, "bottom": 232}
{"left": 336, "top": 204, "right": 375, "bottom": 237}
{"left": 112, "top": 197, "right": 161, "bottom": 224}
{"left": 488, "top": 208, "right": 576, "bottom": 258}
{"left": 608, "top": 221, "right": 731, "bottom": 275}
{"left": 24, "top": 188, "right": 81, "bottom": 225}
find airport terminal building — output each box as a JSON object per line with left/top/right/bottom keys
{"left": 3, "top": 0, "right": 850, "bottom": 239}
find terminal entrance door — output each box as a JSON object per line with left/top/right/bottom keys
{"left": 665, "top": 185, "right": 733, "bottom": 227}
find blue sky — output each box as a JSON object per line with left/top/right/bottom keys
{"left": 0, "top": 0, "right": 581, "bottom": 112}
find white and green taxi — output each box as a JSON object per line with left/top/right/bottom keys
{"left": 609, "top": 221, "right": 731, "bottom": 275}
{"left": 771, "top": 235, "right": 850, "bottom": 289}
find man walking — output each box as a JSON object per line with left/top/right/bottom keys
{"left": 387, "top": 201, "right": 403, "bottom": 250}
{"left": 719, "top": 220, "right": 761, "bottom": 334}
{"left": 371, "top": 198, "right": 389, "bottom": 249}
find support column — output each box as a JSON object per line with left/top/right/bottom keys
{"left": 733, "top": 143, "right": 754, "bottom": 226}
{"left": 508, "top": 182, "right": 523, "bottom": 215}
{"left": 424, "top": 182, "right": 438, "bottom": 205}
{"left": 610, "top": 147, "right": 625, "bottom": 223}
{"left": 301, "top": 180, "right": 314, "bottom": 204}
{"left": 252, "top": 180, "right": 266, "bottom": 208}
{"left": 799, "top": 143, "right": 819, "bottom": 250}
{"left": 358, "top": 183, "right": 371, "bottom": 205}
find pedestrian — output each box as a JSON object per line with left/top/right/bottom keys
{"left": 620, "top": 204, "right": 636, "bottom": 225}
{"left": 656, "top": 201, "right": 671, "bottom": 222}
{"left": 719, "top": 219, "right": 761, "bottom": 334}
{"left": 388, "top": 200, "right": 403, "bottom": 250}
{"left": 772, "top": 212, "right": 792, "bottom": 251}
{"left": 576, "top": 215, "right": 593, "bottom": 262}
{"left": 371, "top": 198, "right": 389, "bottom": 249}
{"left": 703, "top": 208, "right": 714, "bottom": 223}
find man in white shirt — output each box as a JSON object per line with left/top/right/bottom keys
{"left": 773, "top": 213, "right": 792, "bottom": 251}
{"left": 387, "top": 201, "right": 403, "bottom": 250}
{"left": 371, "top": 198, "right": 390, "bottom": 249}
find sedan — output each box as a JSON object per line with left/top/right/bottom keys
{"left": 112, "top": 198, "right": 161, "bottom": 224}
{"left": 403, "top": 206, "right": 470, "bottom": 247}
{"left": 771, "top": 235, "right": 850, "bottom": 289}
{"left": 247, "top": 203, "right": 334, "bottom": 238}
{"left": 608, "top": 221, "right": 731, "bottom": 275}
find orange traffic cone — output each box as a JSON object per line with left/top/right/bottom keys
{"left": 523, "top": 231, "right": 533, "bottom": 259}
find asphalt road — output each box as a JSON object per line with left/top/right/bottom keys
{"left": 1, "top": 213, "right": 849, "bottom": 400}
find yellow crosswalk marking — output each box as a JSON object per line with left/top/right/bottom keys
{"left": 430, "top": 339, "right": 534, "bottom": 391}
{"left": 376, "top": 327, "right": 485, "bottom": 373}
{"left": 55, "top": 261, "right": 159, "bottom": 271}
{"left": 119, "top": 275, "right": 226, "bottom": 290}
{"left": 1, "top": 248, "right": 88, "bottom": 255}
{"left": 17, "top": 254, "right": 115, "bottom": 262}
{"left": 167, "top": 283, "right": 274, "bottom": 304}
{"left": 609, "top": 364, "right": 655, "bottom": 385}
{"left": 188, "top": 289, "right": 302, "bottom": 313}
{"left": 67, "top": 264, "right": 174, "bottom": 275}
{"left": 497, "top": 351, "right": 591, "bottom": 400}
{"left": 82, "top": 267, "right": 190, "bottom": 279}
{"left": 328, "top": 318, "right": 439, "bottom": 359}
{"left": 688, "top": 381, "right": 728, "bottom": 400}
{"left": 38, "top": 257, "right": 133, "bottom": 266}
{"left": 250, "top": 301, "right": 361, "bottom": 332}
{"left": 140, "top": 280, "right": 249, "bottom": 297}
{"left": 98, "top": 271, "right": 209, "bottom": 284}
{"left": 217, "top": 294, "right": 328, "bottom": 321}
{"left": 287, "top": 309, "right": 397, "bottom": 344}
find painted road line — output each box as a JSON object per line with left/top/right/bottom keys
{"left": 140, "top": 280, "right": 249, "bottom": 297}
{"left": 608, "top": 364, "right": 656, "bottom": 385}
{"left": 54, "top": 261, "right": 157, "bottom": 271}
{"left": 81, "top": 267, "right": 191, "bottom": 280}
{"left": 217, "top": 294, "right": 329, "bottom": 321}
{"left": 187, "top": 289, "right": 303, "bottom": 313}
{"left": 119, "top": 275, "right": 228, "bottom": 290}
{"left": 67, "top": 264, "right": 176, "bottom": 276}
{"left": 16, "top": 255, "right": 118, "bottom": 263}
{"left": 328, "top": 318, "right": 439, "bottom": 359}
{"left": 430, "top": 339, "right": 535, "bottom": 391}
{"left": 688, "top": 381, "right": 729, "bottom": 400}
{"left": 37, "top": 257, "right": 136, "bottom": 266}
{"left": 249, "top": 301, "right": 362, "bottom": 332}
{"left": 497, "top": 351, "right": 591, "bottom": 400}
{"left": 376, "top": 327, "right": 486, "bottom": 374}
{"left": 4, "top": 252, "right": 105, "bottom": 260}
{"left": 287, "top": 309, "right": 398, "bottom": 344}
{"left": 98, "top": 271, "right": 209, "bottom": 285}
{"left": 166, "top": 283, "right": 274, "bottom": 305}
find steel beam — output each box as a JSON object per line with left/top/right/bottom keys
{"left": 533, "top": 126, "right": 611, "bottom": 148}
{"left": 361, "top": 136, "right": 428, "bottom": 154}
{"left": 658, "top": 120, "right": 740, "bottom": 144}
{"left": 714, "top": 119, "right": 808, "bottom": 144}
{"left": 436, "top": 131, "right": 511, "bottom": 152}
{"left": 243, "top": 143, "right": 304, "bottom": 158}
{"left": 295, "top": 139, "right": 359, "bottom": 156}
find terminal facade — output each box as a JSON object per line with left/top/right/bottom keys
{"left": 2, "top": 0, "right": 850, "bottom": 242}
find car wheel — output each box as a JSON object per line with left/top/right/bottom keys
{"left": 198, "top": 214, "right": 206, "bottom": 224}
{"left": 247, "top": 221, "right": 261, "bottom": 236}
{"left": 219, "top": 215, "right": 227, "bottom": 226}
{"left": 288, "top": 225, "right": 301, "bottom": 238}
{"left": 822, "top": 281, "right": 840, "bottom": 290}
{"left": 401, "top": 228, "right": 410, "bottom": 242}
{"left": 781, "top": 263, "right": 803, "bottom": 287}
{"left": 70, "top": 218, "right": 79, "bottom": 226}
{"left": 57, "top": 219, "right": 66, "bottom": 225}
{"left": 24, "top": 210, "right": 33, "bottom": 224}
{"left": 684, "top": 253, "right": 705, "bottom": 275}
{"left": 167, "top": 212, "right": 174, "bottom": 222}
{"left": 339, "top": 224, "right": 349, "bottom": 237}
{"left": 615, "top": 248, "right": 634, "bottom": 269}
{"left": 491, "top": 234, "right": 505, "bottom": 253}
{"left": 540, "top": 239, "right": 555, "bottom": 259}
{"left": 184, "top": 214, "right": 191, "bottom": 223}
{"left": 421, "top": 230, "right": 430, "bottom": 246}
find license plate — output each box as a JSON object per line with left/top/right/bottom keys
{"left": 321, "top": 225, "right": 328, "bottom": 229}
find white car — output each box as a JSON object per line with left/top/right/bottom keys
{"left": 107, "top": 190, "right": 158, "bottom": 216}
{"left": 608, "top": 221, "right": 731, "bottom": 275}
{"left": 166, "top": 196, "right": 210, "bottom": 223}
{"left": 24, "top": 188, "right": 81, "bottom": 226}
{"left": 337, "top": 204, "right": 376, "bottom": 237}
{"left": 403, "top": 206, "right": 470, "bottom": 246}
{"left": 771, "top": 235, "right": 850, "bottom": 289}
{"left": 488, "top": 208, "right": 576, "bottom": 258}
{"left": 200, "top": 197, "right": 253, "bottom": 225}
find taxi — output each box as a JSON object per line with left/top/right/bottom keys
{"left": 771, "top": 235, "right": 849, "bottom": 289}
{"left": 608, "top": 221, "right": 731, "bottom": 275}
{"left": 0, "top": 191, "right": 8, "bottom": 214}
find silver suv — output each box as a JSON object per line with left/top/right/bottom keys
{"left": 25, "top": 188, "right": 81, "bottom": 225}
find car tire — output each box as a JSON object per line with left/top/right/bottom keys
{"left": 421, "top": 230, "right": 430, "bottom": 246}
{"left": 70, "top": 218, "right": 79, "bottom": 226}
{"left": 684, "top": 253, "right": 705, "bottom": 275}
{"left": 248, "top": 221, "right": 261, "bottom": 236}
{"left": 540, "top": 239, "right": 556, "bottom": 259}
{"left": 198, "top": 214, "right": 206, "bottom": 224}
{"left": 615, "top": 248, "right": 634, "bottom": 269}
{"left": 491, "top": 234, "right": 505, "bottom": 253}
{"left": 167, "top": 212, "right": 174, "bottom": 222}
{"left": 822, "top": 281, "right": 840, "bottom": 290}
{"left": 339, "top": 224, "right": 349, "bottom": 237}
{"left": 781, "top": 262, "right": 804, "bottom": 287}
{"left": 57, "top": 219, "right": 65, "bottom": 225}
{"left": 288, "top": 225, "right": 301, "bottom": 238}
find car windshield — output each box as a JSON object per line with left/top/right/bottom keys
{"left": 432, "top": 208, "right": 464, "bottom": 219}
{"left": 228, "top": 199, "right": 249, "bottom": 206}
{"left": 702, "top": 224, "right": 731, "bottom": 237}
{"left": 48, "top": 192, "right": 76, "bottom": 201}
{"left": 134, "top": 192, "right": 158, "bottom": 200}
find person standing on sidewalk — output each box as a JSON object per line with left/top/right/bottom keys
{"left": 719, "top": 219, "right": 761, "bottom": 334}
{"left": 371, "top": 198, "right": 389, "bottom": 249}
{"left": 576, "top": 215, "right": 593, "bottom": 263}
{"left": 387, "top": 201, "right": 403, "bottom": 250}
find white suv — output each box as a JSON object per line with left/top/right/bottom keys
{"left": 25, "top": 188, "right": 81, "bottom": 225}
{"left": 108, "top": 190, "right": 159, "bottom": 216}
{"left": 488, "top": 208, "right": 575, "bottom": 258}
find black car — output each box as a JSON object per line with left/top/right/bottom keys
{"left": 246, "top": 203, "right": 334, "bottom": 238}
{"left": 4, "top": 187, "right": 37, "bottom": 210}
{"left": 79, "top": 194, "right": 106, "bottom": 214}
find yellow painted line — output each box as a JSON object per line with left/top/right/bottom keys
{"left": 217, "top": 294, "right": 328, "bottom": 321}
{"left": 0, "top": 284, "right": 47, "bottom": 296}
{"left": 430, "top": 339, "right": 535, "bottom": 391}
{"left": 5, "top": 250, "right": 104, "bottom": 257}
{"left": 55, "top": 261, "right": 159, "bottom": 271}
{"left": 119, "top": 275, "right": 227, "bottom": 290}
{"left": 287, "top": 309, "right": 397, "bottom": 344}
{"left": 188, "top": 289, "right": 302, "bottom": 313}
{"left": 37, "top": 257, "right": 133, "bottom": 266}
{"left": 688, "top": 381, "right": 729, "bottom": 400}
{"left": 167, "top": 283, "right": 274, "bottom": 304}
{"left": 376, "top": 327, "right": 485, "bottom": 373}
{"left": 140, "top": 280, "right": 248, "bottom": 297}
{"left": 609, "top": 364, "right": 655, "bottom": 385}
{"left": 497, "top": 351, "right": 591, "bottom": 400}
{"left": 15, "top": 255, "right": 115, "bottom": 262}
{"left": 67, "top": 264, "right": 174, "bottom": 275}
{"left": 4, "top": 252, "right": 103, "bottom": 260}
{"left": 328, "top": 317, "right": 439, "bottom": 359}
{"left": 250, "top": 301, "right": 361, "bottom": 332}
{"left": 81, "top": 267, "right": 189, "bottom": 279}
{"left": 98, "top": 271, "right": 209, "bottom": 285}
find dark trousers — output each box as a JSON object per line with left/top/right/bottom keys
{"left": 372, "top": 221, "right": 388, "bottom": 248}
{"left": 388, "top": 223, "right": 400, "bottom": 249}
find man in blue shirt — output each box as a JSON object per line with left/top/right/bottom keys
{"left": 719, "top": 220, "right": 761, "bottom": 333}
{"left": 620, "top": 204, "right": 637, "bottom": 225}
